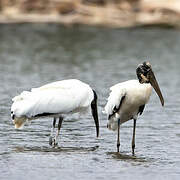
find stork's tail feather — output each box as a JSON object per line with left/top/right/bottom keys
{"left": 105, "top": 111, "right": 121, "bottom": 131}
{"left": 107, "top": 122, "right": 117, "bottom": 131}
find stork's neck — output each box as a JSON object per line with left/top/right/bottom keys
{"left": 137, "top": 76, "right": 150, "bottom": 84}
{"left": 138, "top": 79, "right": 149, "bottom": 84}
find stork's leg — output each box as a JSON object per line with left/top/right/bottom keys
{"left": 54, "top": 116, "right": 63, "bottom": 146}
{"left": 49, "top": 117, "right": 56, "bottom": 146}
{"left": 117, "top": 119, "right": 120, "bottom": 153}
{"left": 132, "top": 119, "right": 136, "bottom": 156}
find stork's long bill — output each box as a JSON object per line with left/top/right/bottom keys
{"left": 91, "top": 90, "right": 99, "bottom": 137}
{"left": 149, "top": 70, "right": 164, "bottom": 106}
{"left": 140, "top": 64, "right": 164, "bottom": 106}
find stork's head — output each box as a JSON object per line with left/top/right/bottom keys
{"left": 136, "top": 62, "right": 164, "bottom": 106}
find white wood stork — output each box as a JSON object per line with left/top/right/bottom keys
{"left": 104, "top": 62, "right": 164, "bottom": 155}
{"left": 11, "top": 79, "right": 99, "bottom": 146}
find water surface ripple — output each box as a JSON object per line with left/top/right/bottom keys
{"left": 0, "top": 24, "right": 180, "bottom": 180}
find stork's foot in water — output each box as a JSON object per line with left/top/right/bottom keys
{"left": 117, "top": 119, "right": 121, "bottom": 153}
{"left": 49, "top": 136, "right": 58, "bottom": 147}
{"left": 132, "top": 144, "right": 135, "bottom": 156}
{"left": 117, "top": 142, "right": 120, "bottom": 153}
{"left": 132, "top": 119, "right": 136, "bottom": 156}
{"left": 49, "top": 116, "right": 63, "bottom": 147}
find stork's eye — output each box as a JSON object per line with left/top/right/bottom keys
{"left": 141, "top": 64, "right": 151, "bottom": 76}
{"left": 143, "top": 67, "right": 150, "bottom": 73}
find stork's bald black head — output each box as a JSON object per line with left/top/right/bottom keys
{"left": 136, "top": 62, "right": 152, "bottom": 84}
{"left": 136, "top": 61, "right": 164, "bottom": 106}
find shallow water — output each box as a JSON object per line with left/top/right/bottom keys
{"left": 0, "top": 24, "right": 180, "bottom": 180}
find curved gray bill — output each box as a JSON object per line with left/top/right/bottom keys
{"left": 149, "top": 70, "right": 164, "bottom": 106}
{"left": 91, "top": 101, "right": 99, "bottom": 137}
{"left": 91, "top": 90, "right": 99, "bottom": 137}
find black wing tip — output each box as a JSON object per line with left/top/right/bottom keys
{"left": 109, "top": 95, "right": 126, "bottom": 118}
{"left": 138, "top": 104, "right": 145, "bottom": 116}
{"left": 34, "top": 112, "right": 55, "bottom": 118}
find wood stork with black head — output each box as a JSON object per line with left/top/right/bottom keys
{"left": 104, "top": 62, "right": 164, "bottom": 155}
{"left": 11, "top": 79, "right": 99, "bottom": 146}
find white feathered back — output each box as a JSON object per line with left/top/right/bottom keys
{"left": 11, "top": 79, "right": 94, "bottom": 119}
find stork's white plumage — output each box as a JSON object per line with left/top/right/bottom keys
{"left": 11, "top": 79, "right": 99, "bottom": 146}
{"left": 105, "top": 80, "right": 152, "bottom": 130}
{"left": 104, "top": 62, "right": 164, "bottom": 154}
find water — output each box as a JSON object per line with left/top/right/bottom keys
{"left": 0, "top": 24, "right": 180, "bottom": 180}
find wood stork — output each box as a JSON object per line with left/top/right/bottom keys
{"left": 104, "top": 62, "right": 164, "bottom": 155}
{"left": 11, "top": 79, "right": 99, "bottom": 146}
